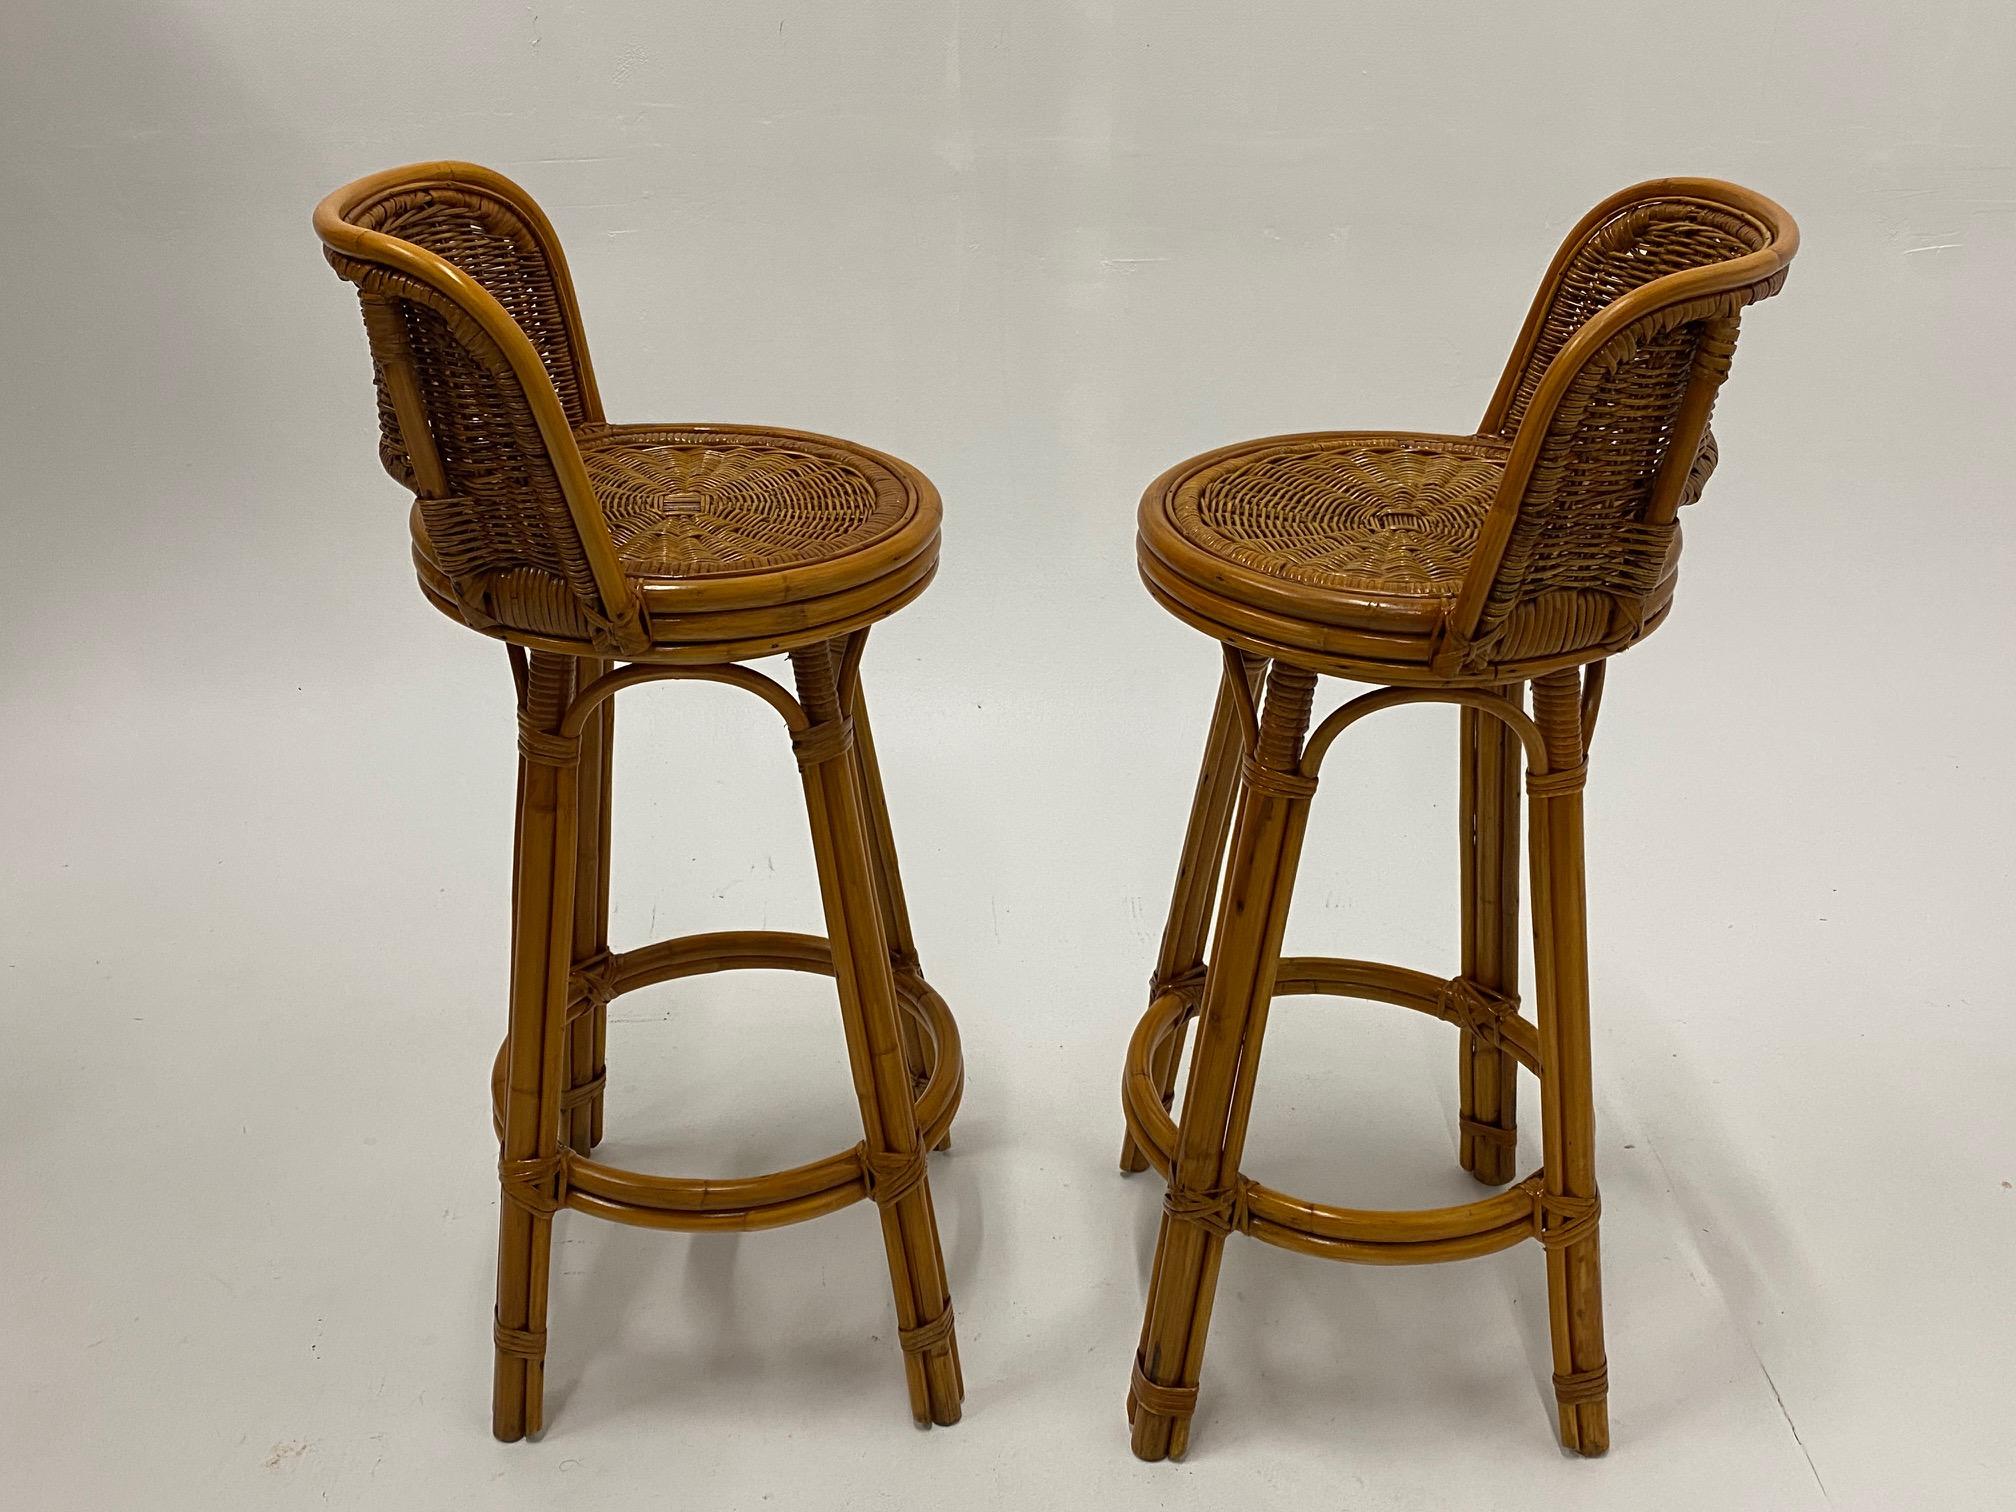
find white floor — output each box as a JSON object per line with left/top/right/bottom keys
{"left": 4, "top": 4, "right": 2014, "bottom": 1509}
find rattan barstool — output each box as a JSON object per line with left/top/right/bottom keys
{"left": 1118, "top": 179, "right": 1798, "bottom": 1460}
{"left": 314, "top": 162, "right": 963, "bottom": 1440}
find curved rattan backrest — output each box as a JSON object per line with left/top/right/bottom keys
{"left": 315, "top": 162, "right": 646, "bottom": 655}
{"left": 1448, "top": 179, "right": 1797, "bottom": 672}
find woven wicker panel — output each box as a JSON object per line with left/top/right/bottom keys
{"left": 579, "top": 427, "right": 911, "bottom": 579}
{"left": 331, "top": 181, "right": 616, "bottom": 645}
{"left": 386, "top": 294, "right": 589, "bottom": 589}
{"left": 1170, "top": 436, "right": 1508, "bottom": 597}
{"left": 1460, "top": 197, "right": 1777, "bottom": 667}
{"left": 352, "top": 187, "right": 593, "bottom": 423}
{"left": 1498, "top": 199, "right": 1767, "bottom": 434}
{"left": 1470, "top": 296, "right": 1737, "bottom": 662}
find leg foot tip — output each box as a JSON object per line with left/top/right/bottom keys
{"left": 1129, "top": 1407, "right": 1190, "bottom": 1462}
{"left": 1558, "top": 1403, "right": 1611, "bottom": 1457}
{"left": 910, "top": 1392, "right": 962, "bottom": 1429}
{"left": 908, "top": 1346, "right": 963, "bottom": 1428}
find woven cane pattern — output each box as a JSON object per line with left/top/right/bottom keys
{"left": 350, "top": 269, "right": 597, "bottom": 597}
{"left": 578, "top": 426, "right": 909, "bottom": 579}
{"left": 1470, "top": 294, "right": 1740, "bottom": 664}
{"left": 353, "top": 186, "right": 593, "bottom": 422}
{"left": 1172, "top": 436, "right": 1507, "bottom": 596}
{"left": 328, "top": 181, "right": 617, "bottom": 645}
{"left": 1464, "top": 199, "right": 1775, "bottom": 665}
{"left": 1496, "top": 199, "right": 1766, "bottom": 435}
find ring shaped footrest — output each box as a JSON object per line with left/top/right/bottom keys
{"left": 1122, "top": 956, "right": 1587, "bottom": 1265}
{"left": 489, "top": 930, "right": 961, "bottom": 1232}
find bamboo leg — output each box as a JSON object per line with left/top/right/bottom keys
{"left": 493, "top": 651, "right": 582, "bottom": 1442}
{"left": 566, "top": 658, "right": 613, "bottom": 1154}
{"left": 846, "top": 669, "right": 946, "bottom": 1149}
{"left": 1528, "top": 670, "right": 1609, "bottom": 1455}
{"left": 1129, "top": 662, "right": 1319, "bottom": 1461}
{"left": 1458, "top": 683, "right": 1522, "bottom": 1185}
{"left": 587, "top": 685, "right": 613, "bottom": 1148}
{"left": 792, "top": 643, "right": 963, "bottom": 1427}
{"left": 1121, "top": 651, "right": 1259, "bottom": 1174}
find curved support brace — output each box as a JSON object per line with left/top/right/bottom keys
{"left": 561, "top": 659, "right": 809, "bottom": 740}
{"left": 834, "top": 627, "right": 871, "bottom": 708}
{"left": 1579, "top": 660, "right": 1607, "bottom": 750}
{"left": 1301, "top": 683, "right": 1549, "bottom": 780}
{"left": 1123, "top": 960, "right": 1566, "bottom": 1265}
{"left": 1268, "top": 956, "right": 1542, "bottom": 1074}
{"left": 490, "top": 930, "right": 962, "bottom": 1232}
{"left": 1219, "top": 642, "right": 1261, "bottom": 751}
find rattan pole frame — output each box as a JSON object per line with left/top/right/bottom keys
{"left": 1120, "top": 178, "right": 1797, "bottom": 1462}
{"left": 1129, "top": 661, "right": 1321, "bottom": 1461}
{"left": 563, "top": 656, "right": 613, "bottom": 1155}
{"left": 315, "top": 161, "right": 965, "bottom": 1442}
{"left": 1122, "top": 671, "right": 1605, "bottom": 1457}
{"left": 1458, "top": 684, "right": 1523, "bottom": 1186}
{"left": 1118, "top": 647, "right": 1264, "bottom": 1175}
{"left": 485, "top": 642, "right": 965, "bottom": 1440}
{"left": 847, "top": 668, "right": 948, "bottom": 1148}
{"left": 789, "top": 641, "right": 965, "bottom": 1422}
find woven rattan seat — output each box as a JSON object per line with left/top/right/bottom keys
{"left": 317, "top": 161, "right": 963, "bottom": 1442}
{"left": 1143, "top": 431, "right": 1512, "bottom": 641}
{"left": 583, "top": 424, "right": 916, "bottom": 581}
{"left": 1118, "top": 179, "right": 1798, "bottom": 1463}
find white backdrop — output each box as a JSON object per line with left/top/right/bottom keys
{"left": 3, "top": 3, "right": 2012, "bottom": 1509}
